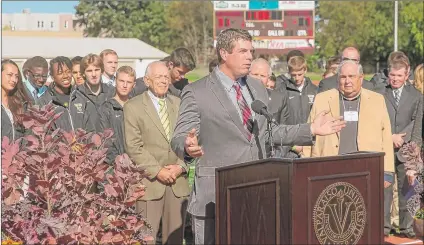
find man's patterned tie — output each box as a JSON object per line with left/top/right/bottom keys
{"left": 234, "top": 82, "right": 254, "bottom": 139}
{"left": 158, "top": 99, "right": 170, "bottom": 141}
{"left": 394, "top": 89, "right": 401, "bottom": 106}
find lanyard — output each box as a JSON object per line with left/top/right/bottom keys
{"left": 342, "top": 96, "right": 361, "bottom": 113}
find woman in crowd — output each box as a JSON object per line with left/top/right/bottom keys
{"left": 411, "top": 64, "right": 423, "bottom": 148}
{"left": 1, "top": 59, "right": 31, "bottom": 142}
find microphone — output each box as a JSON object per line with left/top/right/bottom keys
{"left": 251, "top": 100, "right": 274, "bottom": 122}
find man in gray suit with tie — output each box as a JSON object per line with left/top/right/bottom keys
{"left": 381, "top": 57, "right": 421, "bottom": 239}
{"left": 171, "top": 28, "right": 346, "bottom": 244}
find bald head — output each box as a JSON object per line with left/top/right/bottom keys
{"left": 342, "top": 47, "right": 360, "bottom": 63}
{"left": 250, "top": 58, "right": 272, "bottom": 87}
{"left": 145, "top": 61, "right": 168, "bottom": 77}
{"left": 144, "top": 61, "right": 170, "bottom": 97}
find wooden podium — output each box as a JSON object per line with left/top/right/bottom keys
{"left": 215, "top": 152, "right": 384, "bottom": 245}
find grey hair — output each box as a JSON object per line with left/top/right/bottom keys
{"left": 337, "top": 60, "right": 363, "bottom": 79}
{"left": 145, "top": 61, "right": 167, "bottom": 77}
{"left": 250, "top": 58, "right": 272, "bottom": 76}
{"left": 216, "top": 28, "right": 252, "bottom": 63}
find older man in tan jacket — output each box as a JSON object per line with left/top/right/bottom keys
{"left": 303, "top": 60, "right": 395, "bottom": 237}
{"left": 124, "top": 61, "right": 190, "bottom": 244}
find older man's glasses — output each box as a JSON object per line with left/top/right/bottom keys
{"left": 28, "top": 70, "right": 48, "bottom": 80}
{"left": 342, "top": 57, "right": 360, "bottom": 63}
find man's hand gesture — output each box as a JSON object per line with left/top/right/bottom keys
{"left": 184, "top": 128, "right": 204, "bottom": 158}
{"left": 311, "top": 111, "right": 346, "bottom": 136}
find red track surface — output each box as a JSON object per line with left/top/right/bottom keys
{"left": 385, "top": 235, "right": 423, "bottom": 245}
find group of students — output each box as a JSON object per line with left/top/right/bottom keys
{"left": 2, "top": 40, "right": 423, "bottom": 244}
{"left": 1, "top": 48, "right": 196, "bottom": 161}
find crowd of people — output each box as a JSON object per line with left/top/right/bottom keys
{"left": 1, "top": 27, "right": 423, "bottom": 244}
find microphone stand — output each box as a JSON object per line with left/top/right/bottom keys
{"left": 267, "top": 118, "right": 275, "bottom": 158}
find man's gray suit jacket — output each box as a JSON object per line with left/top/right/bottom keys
{"left": 171, "top": 68, "right": 314, "bottom": 218}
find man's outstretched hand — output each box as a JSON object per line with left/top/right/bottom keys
{"left": 311, "top": 110, "right": 346, "bottom": 136}
{"left": 184, "top": 128, "right": 204, "bottom": 158}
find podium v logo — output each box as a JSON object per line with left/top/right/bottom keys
{"left": 328, "top": 197, "right": 353, "bottom": 234}
{"left": 313, "top": 182, "right": 367, "bottom": 245}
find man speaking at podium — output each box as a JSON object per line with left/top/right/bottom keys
{"left": 171, "top": 28, "right": 346, "bottom": 245}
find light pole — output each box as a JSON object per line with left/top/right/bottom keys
{"left": 394, "top": 0, "right": 398, "bottom": 51}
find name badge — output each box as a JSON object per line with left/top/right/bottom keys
{"left": 344, "top": 111, "right": 359, "bottom": 121}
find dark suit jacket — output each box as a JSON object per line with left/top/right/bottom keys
{"left": 171, "top": 68, "right": 314, "bottom": 217}
{"left": 266, "top": 88, "right": 291, "bottom": 158}
{"left": 132, "top": 77, "right": 188, "bottom": 98}
{"left": 267, "top": 88, "right": 289, "bottom": 124}
{"left": 382, "top": 82, "right": 421, "bottom": 149}
{"left": 318, "top": 75, "right": 373, "bottom": 93}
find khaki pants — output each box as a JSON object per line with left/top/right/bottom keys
{"left": 137, "top": 186, "right": 188, "bottom": 245}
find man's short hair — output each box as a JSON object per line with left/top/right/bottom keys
{"left": 81, "top": 54, "right": 104, "bottom": 73}
{"left": 22, "top": 56, "right": 48, "bottom": 78}
{"left": 288, "top": 56, "right": 307, "bottom": 72}
{"left": 71, "top": 56, "right": 83, "bottom": 66}
{"left": 269, "top": 73, "right": 277, "bottom": 82}
{"left": 169, "top": 48, "right": 196, "bottom": 70}
{"left": 388, "top": 51, "right": 410, "bottom": 67}
{"left": 389, "top": 59, "right": 410, "bottom": 72}
{"left": 337, "top": 60, "right": 364, "bottom": 77}
{"left": 216, "top": 28, "right": 252, "bottom": 63}
{"left": 100, "top": 49, "right": 118, "bottom": 60}
{"left": 251, "top": 58, "right": 272, "bottom": 75}
{"left": 116, "top": 65, "right": 136, "bottom": 78}
{"left": 286, "top": 50, "right": 304, "bottom": 62}
{"left": 209, "top": 58, "right": 219, "bottom": 73}
{"left": 49, "top": 56, "right": 72, "bottom": 76}
{"left": 327, "top": 55, "right": 342, "bottom": 68}
{"left": 161, "top": 56, "right": 170, "bottom": 62}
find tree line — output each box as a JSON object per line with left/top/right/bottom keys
{"left": 75, "top": 1, "right": 423, "bottom": 68}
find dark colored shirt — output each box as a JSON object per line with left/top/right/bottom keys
{"left": 338, "top": 95, "right": 360, "bottom": 155}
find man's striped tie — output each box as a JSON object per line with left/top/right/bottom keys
{"left": 394, "top": 89, "right": 401, "bottom": 106}
{"left": 158, "top": 99, "right": 170, "bottom": 141}
{"left": 234, "top": 82, "right": 254, "bottom": 139}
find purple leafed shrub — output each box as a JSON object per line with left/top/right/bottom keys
{"left": 1, "top": 103, "right": 153, "bottom": 244}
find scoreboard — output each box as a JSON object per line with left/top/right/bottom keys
{"left": 213, "top": 1, "right": 315, "bottom": 55}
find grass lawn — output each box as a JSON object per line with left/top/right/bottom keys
{"left": 186, "top": 66, "right": 374, "bottom": 83}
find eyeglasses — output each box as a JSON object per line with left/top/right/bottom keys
{"left": 342, "top": 57, "right": 360, "bottom": 62}
{"left": 27, "top": 70, "right": 48, "bottom": 79}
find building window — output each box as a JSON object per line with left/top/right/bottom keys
{"left": 41, "top": 21, "right": 44, "bottom": 28}
{"left": 299, "top": 18, "right": 304, "bottom": 26}
{"left": 51, "top": 21, "right": 54, "bottom": 28}
{"left": 64, "top": 21, "right": 69, "bottom": 28}
{"left": 37, "top": 21, "right": 40, "bottom": 28}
